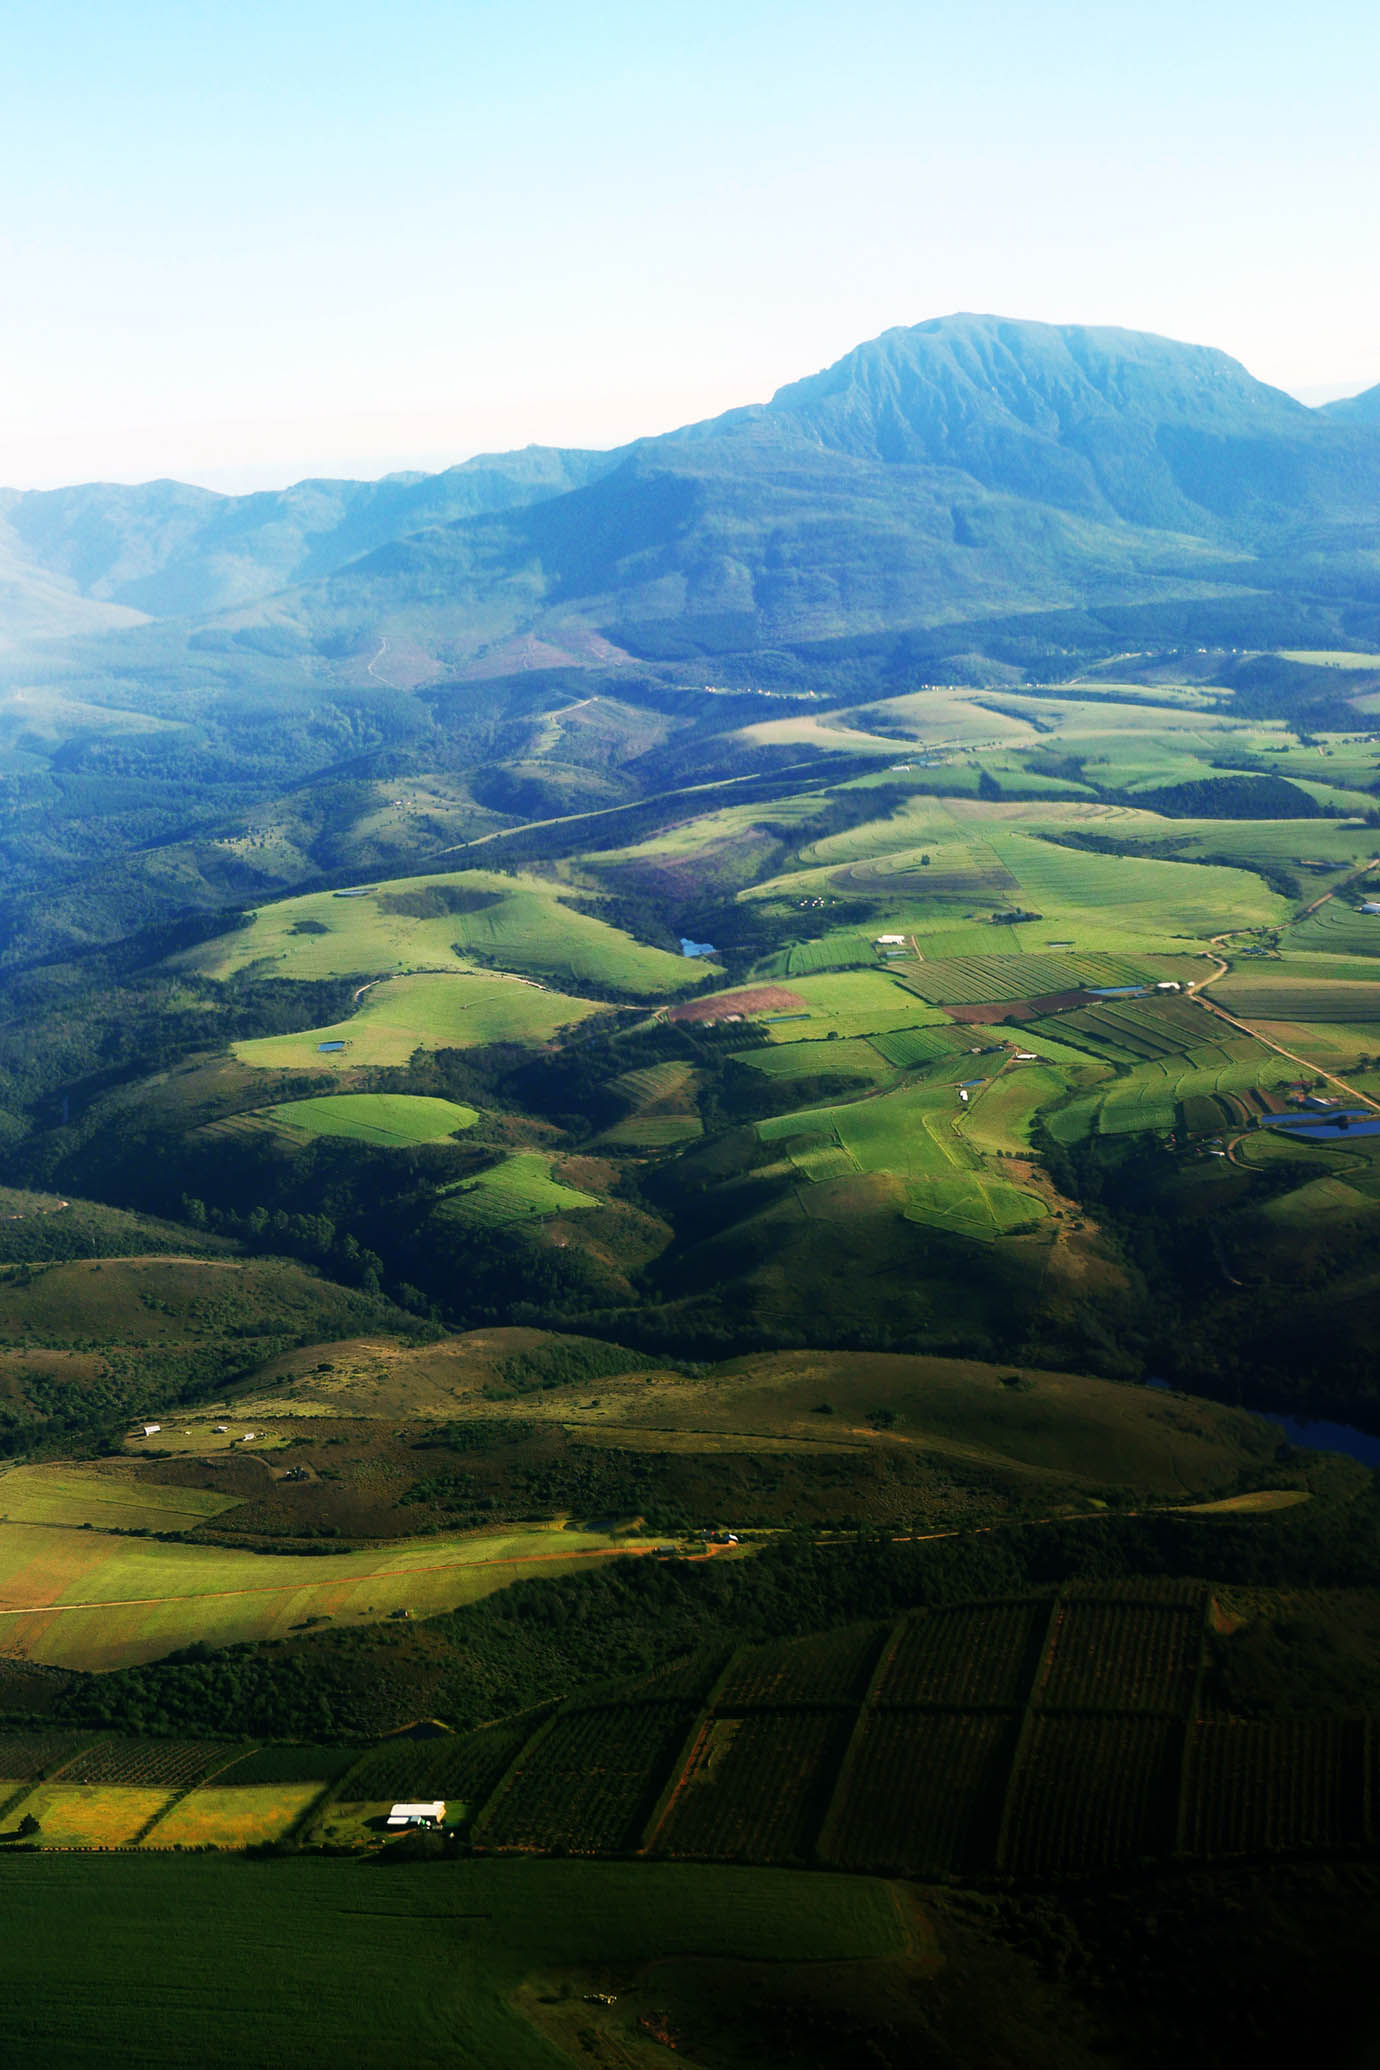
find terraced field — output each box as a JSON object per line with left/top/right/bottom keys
{"left": 256, "top": 1093, "right": 480, "bottom": 1146}
{"left": 437, "top": 1152, "right": 601, "bottom": 1227}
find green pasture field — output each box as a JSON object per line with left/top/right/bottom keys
{"left": 235, "top": 971, "right": 602, "bottom": 1072}
{"left": 0, "top": 1517, "right": 657, "bottom": 1670}
{"left": 978, "top": 829, "right": 1285, "bottom": 945}
{"left": 750, "top": 793, "right": 1284, "bottom": 966}
{"left": 596, "top": 1061, "right": 705, "bottom": 1148}
{"left": 599, "top": 1112, "right": 703, "bottom": 1148}
{"left": 1285, "top": 903, "right": 1380, "bottom": 957}
{"left": 1040, "top": 1036, "right": 1298, "bottom": 1145}
{"left": 179, "top": 867, "right": 701, "bottom": 997}
{"left": 752, "top": 928, "right": 885, "bottom": 978}
{"left": 0, "top": 1855, "right": 903, "bottom": 2070}
{"left": 900, "top": 949, "right": 1148, "bottom": 1004}
{"left": 1259, "top": 1175, "right": 1375, "bottom": 1225}
{"left": 1240, "top": 1019, "right": 1380, "bottom": 1063}
{"left": 1208, "top": 976, "right": 1380, "bottom": 1022}
{"left": 959, "top": 1066, "right": 1063, "bottom": 1154}
{"left": 0, "top": 1465, "right": 240, "bottom": 1533}
{"left": 438, "top": 1151, "right": 600, "bottom": 1227}
{"left": 757, "top": 1072, "right": 1045, "bottom": 1238}
{"left": 260, "top": 1092, "right": 479, "bottom": 1146}
{"left": 733, "top": 1036, "right": 896, "bottom": 1084}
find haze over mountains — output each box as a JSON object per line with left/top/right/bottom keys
{"left": 4, "top": 313, "right": 1380, "bottom": 671}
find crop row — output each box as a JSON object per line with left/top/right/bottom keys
{"left": 1212, "top": 985, "right": 1380, "bottom": 1023}
{"left": 0, "top": 1733, "right": 92, "bottom": 1783}
{"left": 481, "top": 1702, "right": 691, "bottom": 1853}
{"left": 903, "top": 954, "right": 1090, "bottom": 1004}
{"left": 823, "top": 1710, "right": 1016, "bottom": 1876}
{"left": 1038, "top": 1601, "right": 1202, "bottom": 1713}
{"left": 716, "top": 1623, "right": 886, "bottom": 1708}
{"left": 656, "top": 1709, "right": 848, "bottom": 1864}
{"left": 345, "top": 1721, "right": 538, "bottom": 1807}
{"left": 876, "top": 1600, "right": 1049, "bottom": 1708}
{"left": 217, "top": 1744, "right": 359, "bottom": 1787}
{"left": 60, "top": 1739, "right": 240, "bottom": 1789}
{"left": 1182, "top": 1719, "right": 1361, "bottom": 1855}
{"left": 1001, "top": 1715, "right": 1181, "bottom": 1873}
{"left": 868, "top": 1025, "right": 954, "bottom": 1067}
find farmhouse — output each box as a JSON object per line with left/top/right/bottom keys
{"left": 875, "top": 934, "right": 906, "bottom": 946}
{"left": 137, "top": 1424, "right": 161, "bottom": 1437}
{"left": 387, "top": 1801, "right": 446, "bottom": 1829}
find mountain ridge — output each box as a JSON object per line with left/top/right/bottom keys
{"left": 4, "top": 314, "right": 1380, "bottom": 663}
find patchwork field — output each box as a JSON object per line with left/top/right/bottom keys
{"left": 757, "top": 1072, "right": 1046, "bottom": 1237}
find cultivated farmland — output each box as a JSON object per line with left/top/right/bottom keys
{"left": 182, "top": 868, "right": 702, "bottom": 997}
{"left": 256, "top": 1092, "right": 480, "bottom": 1147}
{"left": 234, "top": 970, "right": 602, "bottom": 1072}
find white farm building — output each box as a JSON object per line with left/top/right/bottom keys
{"left": 387, "top": 1801, "right": 446, "bottom": 1829}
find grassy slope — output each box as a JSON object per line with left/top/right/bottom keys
{"left": 0, "top": 1855, "right": 903, "bottom": 2070}
{"left": 263, "top": 1092, "right": 479, "bottom": 1145}
{"left": 233, "top": 1335, "right": 1276, "bottom": 1502}
{"left": 234, "top": 970, "right": 603, "bottom": 1072}
{"left": 180, "top": 867, "right": 701, "bottom": 997}
{"left": 0, "top": 1517, "right": 663, "bottom": 1670}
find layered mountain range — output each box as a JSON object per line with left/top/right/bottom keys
{"left": 4, "top": 314, "right": 1380, "bottom": 669}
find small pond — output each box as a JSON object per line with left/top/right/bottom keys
{"left": 1147, "top": 1377, "right": 1380, "bottom": 1468}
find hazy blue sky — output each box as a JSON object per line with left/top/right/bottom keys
{"left": 2, "top": 0, "right": 1377, "bottom": 490}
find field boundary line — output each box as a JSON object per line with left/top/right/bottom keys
{"left": 814, "top": 1618, "right": 903, "bottom": 1867}
{"left": 468, "top": 1703, "right": 563, "bottom": 1846}
{"left": 0, "top": 1734, "right": 109, "bottom": 1830}
{"left": 991, "top": 1594, "right": 1063, "bottom": 1872}
{"left": 132, "top": 1743, "right": 259, "bottom": 1848}
{"left": 637, "top": 1646, "right": 742, "bottom": 1856}
{"left": 1192, "top": 991, "right": 1380, "bottom": 1114}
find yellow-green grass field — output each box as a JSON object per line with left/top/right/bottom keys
{"left": 0, "top": 1519, "right": 658, "bottom": 1670}
{"left": 0, "top": 1465, "right": 241, "bottom": 1533}
{"left": 147, "top": 1784, "right": 322, "bottom": 1849}
{"left": 179, "top": 867, "right": 702, "bottom": 997}
{"left": 234, "top": 970, "right": 602, "bottom": 1072}
{"left": 18, "top": 1784, "right": 176, "bottom": 1847}
{"left": 258, "top": 1092, "right": 479, "bottom": 1146}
